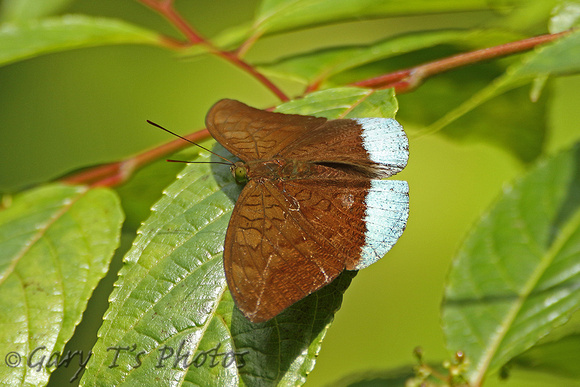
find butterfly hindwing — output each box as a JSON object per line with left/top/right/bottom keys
{"left": 223, "top": 176, "right": 409, "bottom": 322}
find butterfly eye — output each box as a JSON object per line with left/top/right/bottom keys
{"left": 233, "top": 166, "right": 248, "bottom": 184}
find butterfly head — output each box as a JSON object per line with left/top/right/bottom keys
{"left": 231, "top": 162, "right": 249, "bottom": 184}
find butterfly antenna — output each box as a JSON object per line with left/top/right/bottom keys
{"left": 146, "top": 120, "right": 234, "bottom": 165}
{"left": 166, "top": 159, "right": 232, "bottom": 165}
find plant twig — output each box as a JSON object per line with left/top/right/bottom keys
{"left": 351, "top": 29, "right": 572, "bottom": 93}
{"left": 136, "top": 0, "right": 289, "bottom": 101}
{"left": 62, "top": 129, "right": 211, "bottom": 187}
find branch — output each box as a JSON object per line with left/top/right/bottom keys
{"left": 61, "top": 128, "right": 211, "bottom": 187}
{"left": 136, "top": 0, "right": 289, "bottom": 102}
{"left": 350, "top": 30, "right": 572, "bottom": 93}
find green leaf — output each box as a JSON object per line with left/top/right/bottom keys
{"left": 442, "top": 142, "right": 580, "bottom": 384}
{"left": 82, "top": 90, "right": 397, "bottom": 386}
{"left": 253, "top": 0, "right": 492, "bottom": 37}
{"left": 0, "top": 184, "right": 123, "bottom": 386}
{"left": 275, "top": 87, "right": 398, "bottom": 119}
{"left": 258, "top": 29, "right": 515, "bottom": 86}
{"left": 426, "top": 29, "right": 580, "bottom": 142}
{"left": 0, "top": 15, "right": 162, "bottom": 68}
{"left": 408, "top": 30, "right": 580, "bottom": 163}
{"left": 0, "top": 0, "right": 74, "bottom": 22}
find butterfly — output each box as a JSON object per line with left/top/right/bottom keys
{"left": 205, "top": 99, "right": 409, "bottom": 323}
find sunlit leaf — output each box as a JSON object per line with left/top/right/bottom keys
{"left": 0, "top": 184, "right": 123, "bottom": 386}
{"left": 0, "top": 15, "right": 161, "bottom": 67}
{"left": 442, "top": 142, "right": 580, "bottom": 384}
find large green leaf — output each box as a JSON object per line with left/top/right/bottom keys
{"left": 81, "top": 88, "right": 398, "bottom": 386}
{"left": 0, "top": 0, "right": 74, "bottom": 22}
{"left": 442, "top": 142, "right": 580, "bottom": 385}
{"left": 0, "top": 15, "right": 161, "bottom": 67}
{"left": 0, "top": 184, "right": 123, "bottom": 386}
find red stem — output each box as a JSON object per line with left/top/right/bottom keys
{"left": 351, "top": 30, "right": 572, "bottom": 93}
{"left": 137, "top": 0, "right": 289, "bottom": 101}
{"left": 62, "top": 129, "right": 211, "bottom": 186}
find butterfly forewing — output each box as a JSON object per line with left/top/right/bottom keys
{"left": 280, "top": 118, "right": 408, "bottom": 178}
{"left": 206, "top": 99, "right": 327, "bottom": 162}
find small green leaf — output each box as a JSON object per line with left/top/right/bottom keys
{"left": 442, "top": 142, "right": 580, "bottom": 384}
{"left": 513, "top": 29, "right": 580, "bottom": 77}
{"left": 275, "top": 87, "right": 398, "bottom": 119}
{"left": 0, "top": 0, "right": 74, "bottom": 22}
{"left": 0, "top": 184, "right": 123, "bottom": 386}
{"left": 0, "top": 15, "right": 162, "bottom": 67}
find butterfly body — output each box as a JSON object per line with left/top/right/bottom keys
{"left": 207, "top": 99, "right": 409, "bottom": 322}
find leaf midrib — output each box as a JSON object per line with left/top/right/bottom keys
{"left": 471, "top": 207, "right": 580, "bottom": 385}
{"left": 0, "top": 188, "right": 86, "bottom": 288}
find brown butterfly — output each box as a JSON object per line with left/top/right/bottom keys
{"left": 204, "top": 99, "right": 409, "bottom": 323}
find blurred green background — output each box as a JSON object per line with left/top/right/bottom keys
{"left": 1, "top": 1, "right": 579, "bottom": 386}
